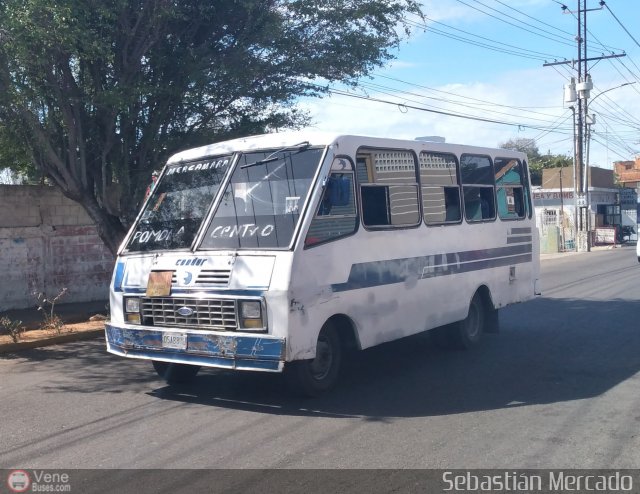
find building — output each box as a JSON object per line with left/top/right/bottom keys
{"left": 614, "top": 157, "right": 640, "bottom": 191}
{"left": 533, "top": 166, "right": 637, "bottom": 252}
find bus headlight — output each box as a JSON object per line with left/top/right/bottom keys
{"left": 239, "top": 300, "right": 264, "bottom": 330}
{"left": 125, "top": 298, "right": 141, "bottom": 313}
{"left": 124, "top": 297, "right": 141, "bottom": 324}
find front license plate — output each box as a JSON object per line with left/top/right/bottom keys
{"left": 162, "top": 333, "right": 187, "bottom": 350}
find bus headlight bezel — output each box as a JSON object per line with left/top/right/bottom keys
{"left": 124, "top": 297, "right": 141, "bottom": 324}
{"left": 238, "top": 300, "right": 265, "bottom": 331}
{"left": 125, "top": 297, "right": 141, "bottom": 313}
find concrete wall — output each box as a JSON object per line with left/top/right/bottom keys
{"left": 0, "top": 185, "right": 114, "bottom": 311}
{"left": 542, "top": 166, "right": 614, "bottom": 189}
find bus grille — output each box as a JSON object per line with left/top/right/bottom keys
{"left": 195, "top": 269, "right": 232, "bottom": 285}
{"left": 171, "top": 269, "right": 231, "bottom": 287}
{"left": 141, "top": 298, "right": 237, "bottom": 330}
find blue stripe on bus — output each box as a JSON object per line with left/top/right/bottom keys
{"left": 113, "top": 262, "right": 125, "bottom": 293}
{"left": 331, "top": 244, "right": 532, "bottom": 293}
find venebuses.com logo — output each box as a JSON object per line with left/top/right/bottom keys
{"left": 7, "top": 470, "right": 30, "bottom": 493}
{"left": 6, "top": 470, "right": 71, "bottom": 492}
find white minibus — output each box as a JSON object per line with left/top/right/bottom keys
{"left": 106, "top": 132, "right": 540, "bottom": 395}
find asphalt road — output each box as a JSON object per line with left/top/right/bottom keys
{"left": 1, "top": 246, "right": 640, "bottom": 472}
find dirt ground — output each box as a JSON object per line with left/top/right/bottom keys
{"left": 0, "top": 319, "right": 106, "bottom": 347}
{"left": 0, "top": 300, "right": 108, "bottom": 348}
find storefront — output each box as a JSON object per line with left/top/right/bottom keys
{"left": 533, "top": 187, "right": 636, "bottom": 250}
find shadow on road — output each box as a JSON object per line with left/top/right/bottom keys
{"left": 8, "top": 297, "right": 640, "bottom": 418}
{"left": 147, "top": 297, "right": 640, "bottom": 418}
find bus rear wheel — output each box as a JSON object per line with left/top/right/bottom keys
{"left": 451, "top": 293, "right": 485, "bottom": 349}
{"left": 152, "top": 360, "right": 201, "bottom": 385}
{"left": 432, "top": 293, "right": 485, "bottom": 350}
{"left": 285, "top": 323, "right": 342, "bottom": 397}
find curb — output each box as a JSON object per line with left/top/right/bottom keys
{"left": 0, "top": 328, "right": 104, "bottom": 354}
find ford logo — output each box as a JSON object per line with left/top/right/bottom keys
{"left": 176, "top": 307, "right": 194, "bottom": 317}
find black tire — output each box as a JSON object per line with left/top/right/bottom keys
{"left": 285, "top": 323, "right": 342, "bottom": 397}
{"left": 450, "top": 293, "right": 485, "bottom": 349}
{"left": 152, "top": 360, "right": 201, "bottom": 385}
{"left": 431, "top": 294, "right": 485, "bottom": 350}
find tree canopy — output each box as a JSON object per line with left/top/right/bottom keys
{"left": 0, "top": 0, "right": 422, "bottom": 254}
{"left": 499, "top": 137, "right": 572, "bottom": 186}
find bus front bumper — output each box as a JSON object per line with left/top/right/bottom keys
{"left": 105, "top": 323, "right": 285, "bottom": 372}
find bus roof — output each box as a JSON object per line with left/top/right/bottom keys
{"left": 167, "top": 131, "right": 527, "bottom": 164}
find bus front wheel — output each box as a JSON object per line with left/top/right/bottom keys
{"left": 152, "top": 360, "right": 201, "bottom": 385}
{"left": 285, "top": 323, "right": 342, "bottom": 397}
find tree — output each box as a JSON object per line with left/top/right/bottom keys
{"left": 498, "top": 137, "right": 541, "bottom": 160}
{"left": 0, "top": 123, "right": 40, "bottom": 183}
{"left": 0, "top": 0, "right": 422, "bottom": 254}
{"left": 499, "top": 138, "right": 572, "bottom": 186}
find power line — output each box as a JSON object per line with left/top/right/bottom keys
{"left": 404, "top": 19, "right": 551, "bottom": 61}
{"left": 492, "top": 0, "right": 575, "bottom": 37}
{"left": 602, "top": 1, "right": 640, "bottom": 50}
{"left": 372, "top": 73, "right": 562, "bottom": 111}
{"left": 591, "top": 132, "right": 636, "bottom": 160}
{"left": 530, "top": 111, "right": 574, "bottom": 143}
{"left": 590, "top": 84, "right": 640, "bottom": 127}
{"left": 313, "top": 84, "right": 574, "bottom": 134}
{"left": 355, "top": 80, "right": 568, "bottom": 125}
{"left": 419, "top": 16, "right": 562, "bottom": 59}
{"left": 469, "top": 0, "right": 576, "bottom": 46}
{"left": 455, "top": 0, "right": 577, "bottom": 47}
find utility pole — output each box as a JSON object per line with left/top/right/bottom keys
{"left": 559, "top": 165, "right": 566, "bottom": 250}
{"left": 543, "top": 0, "right": 626, "bottom": 252}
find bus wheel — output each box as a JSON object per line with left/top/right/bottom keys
{"left": 452, "top": 293, "right": 485, "bottom": 349}
{"left": 432, "top": 294, "right": 485, "bottom": 350}
{"left": 152, "top": 360, "right": 201, "bottom": 385}
{"left": 285, "top": 323, "right": 342, "bottom": 397}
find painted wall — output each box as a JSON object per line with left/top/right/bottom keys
{"left": 0, "top": 185, "right": 114, "bottom": 311}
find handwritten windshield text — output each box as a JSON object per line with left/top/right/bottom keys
{"left": 210, "top": 223, "right": 274, "bottom": 239}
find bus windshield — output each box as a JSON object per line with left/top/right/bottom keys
{"left": 126, "top": 156, "right": 233, "bottom": 252}
{"left": 200, "top": 147, "right": 324, "bottom": 250}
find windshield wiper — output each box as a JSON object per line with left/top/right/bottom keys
{"left": 240, "top": 141, "right": 310, "bottom": 169}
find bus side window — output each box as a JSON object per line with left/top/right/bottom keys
{"left": 358, "top": 148, "right": 420, "bottom": 228}
{"left": 305, "top": 172, "right": 357, "bottom": 247}
{"left": 361, "top": 185, "right": 390, "bottom": 225}
{"left": 494, "top": 158, "right": 526, "bottom": 220}
{"left": 460, "top": 154, "right": 496, "bottom": 222}
{"left": 419, "top": 152, "right": 462, "bottom": 224}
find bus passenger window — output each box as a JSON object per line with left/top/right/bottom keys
{"left": 361, "top": 185, "right": 391, "bottom": 226}
{"left": 460, "top": 154, "right": 496, "bottom": 222}
{"left": 419, "top": 152, "right": 461, "bottom": 224}
{"left": 358, "top": 148, "right": 420, "bottom": 229}
{"left": 494, "top": 157, "right": 526, "bottom": 220}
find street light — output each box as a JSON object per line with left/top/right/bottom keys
{"left": 584, "top": 81, "right": 636, "bottom": 251}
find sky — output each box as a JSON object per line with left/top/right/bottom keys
{"left": 299, "top": 0, "right": 640, "bottom": 171}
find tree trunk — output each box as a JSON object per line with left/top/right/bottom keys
{"left": 79, "top": 194, "right": 128, "bottom": 257}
